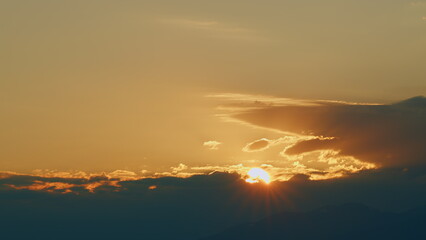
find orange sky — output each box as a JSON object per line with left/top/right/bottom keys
{"left": 0, "top": 0, "right": 425, "bottom": 180}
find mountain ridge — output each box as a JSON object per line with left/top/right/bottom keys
{"left": 201, "top": 203, "right": 426, "bottom": 240}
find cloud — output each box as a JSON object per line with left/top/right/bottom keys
{"left": 230, "top": 96, "right": 426, "bottom": 169}
{"left": 243, "top": 136, "right": 300, "bottom": 152}
{"left": 243, "top": 138, "right": 272, "bottom": 152}
{"left": 27, "top": 169, "right": 147, "bottom": 181}
{"left": 208, "top": 93, "right": 378, "bottom": 135}
{"left": 207, "top": 93, "right": 376, "bottom": 109}
{"left": 107, "top": 170, "right": 137, "bottom": 179}
{"left": 203, "top": 140, "right": 222, "bottom": 150}
{"left": 171, "top": 163, "right": 188, "bottom": 173}
{"left": 288, "top": 173, "right": 311, "bottom": 182}
{"left": 1, "top": 158, "right": 363, "bottom": 195}
{"left": 0, "top": 172, "right": 120, "bottom": 193}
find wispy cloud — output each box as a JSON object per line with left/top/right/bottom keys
{"left": 207, "top": 93, "right": 378, "bottom": 108}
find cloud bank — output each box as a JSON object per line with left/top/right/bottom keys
{"left": 230, "top": 96, "right": 426, "bottom": 169}
{"left": 2, "top": 168, "right": 426, "bottom": 239}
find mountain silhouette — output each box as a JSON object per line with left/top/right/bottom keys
{"left": 392, "top": 96, "right": 426, "bottom": 108}
{"left": 202, "top": 203, "right": 426, "bottom": 240}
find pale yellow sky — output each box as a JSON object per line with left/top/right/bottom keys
{"left": 0, "top": 0, "right": 425, "bottom": 177}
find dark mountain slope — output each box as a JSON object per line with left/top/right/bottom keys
{"left": 202, "top": 204, "right": 426, "bottom": 240}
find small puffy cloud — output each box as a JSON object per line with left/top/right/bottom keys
{"left": 292, "top": 161, "right": 306, "bottom": 169}
{"left": 171, "top": 163, "right": 188, "bottom": 173}
{"left": 203, "top": 140, "right": 222, "bottom": 150}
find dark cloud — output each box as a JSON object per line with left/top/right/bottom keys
{"left": 0, "top": 173, "right": 118, "bottom": 193}
{"left": 235, "top": 96, "right": 426, "bottom": 168}
{"left": 0, "top": 172, "right": 283, "bottom": 240}
{"left": 1, "top": 168, "right": 426, "bottom": 239}
{"left": 285, "top": 138, "right": 338, "bottom": 155}
{"left": 288, "top": 173, "right": 311, "bottom": 182}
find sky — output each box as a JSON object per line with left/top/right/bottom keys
{"left": 1, "top": 0, "right": 425, "bottom": 177}
{"left": 1, "top": 1, "right": 426, "bottom": 239}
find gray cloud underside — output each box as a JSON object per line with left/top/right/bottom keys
{"left": 235, "top": 96, "right": 426, "bottom": 168}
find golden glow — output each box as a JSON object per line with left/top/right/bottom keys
{"left": 246, "top": 167, "right": 271, "bottom": 184}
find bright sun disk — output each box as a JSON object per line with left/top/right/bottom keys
{"left": 246, "top": 167, "right": 271, "bottom": 184}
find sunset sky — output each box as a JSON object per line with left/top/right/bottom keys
{"left": 1, "top": 1, "right": 426, "bottom": 239}
{"left": 1, "top": 0, "right": 425, "bottom": 176}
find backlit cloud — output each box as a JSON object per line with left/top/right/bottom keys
{"left": 227, "top": 95, "right": 426, "bottom": 169}
{"left": 242, "top": 136, "right": 299, "bottom": 152}
{"left": 243, "top": 138, "right": 272, "bottom": 152}
{"left": 203, "top": 140, "right": 222, "bottom": 150}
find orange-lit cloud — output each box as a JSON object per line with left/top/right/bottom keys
{"left": 4, "top": 176, "right": 120, "bottom": 194}
{"left": 1, "top": 156, "right": 370, "bottom": 194}
{"left": 107, "top": 170, "right": 138, "bottom": 180}
{"left": 243, "top": 138, "right": 272, "bottom": 152}
{"left": 7, "top": 181, "right": 75, "bottom": 192}
{"left": 203, "top": 140, "right": 222, "bottom": 150}
{"left": 222, "top": 95, "right": 426, "bottom": 169}
{"left": 242, "top": 136, "right": 299, "bottom": 152}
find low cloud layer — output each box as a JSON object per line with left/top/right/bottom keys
{"left": 1, "top": 168, "right": 426, "bottom": 239}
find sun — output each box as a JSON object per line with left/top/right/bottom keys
{"left": 246, "top": 167, "right": 271, "bottom": 184}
